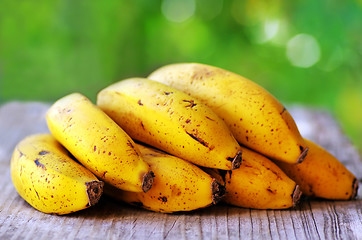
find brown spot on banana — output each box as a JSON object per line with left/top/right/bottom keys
{"left": 38, "top": 151, "right": 50, "bottom": 155}
{"left": 127, "top": 141, "right": 135, "bottom": 149}
{"left": 183, "top": 100, "right": 197, "bottom": 108}
{"left": 158, "top": 196, "right": 168, "bottom": 202}
{"left": 34, "top": 159, "right": 46, "bottom": 170}
{"left": 18, "top": 149, "right": 24, "bottom": 157}
{"left": 266, "top": 167, "right": 283, "bottom": 180}
{"left": 186, "top": 131, "right": 209, "bottom": 148}
{"left": 266, "top": 187, "right": 276, "bottom": 194}
{"left": 86, "top": 181, "right": 104, "bottom": 206}
{"left": 205, "top": 116, "right": 215, "bottom": 121}
{"left": 138, "top": 100, "right": 143, "bottom": 106}
{"left": 191, "top": 68, "right": 214, "bottom": 81}
{"left": 227, "top": 170, "right": 232, "bottom": 180}
{"left": 142, "top": 171, "right": 155, "bottom": 193}
{"left": 34, "top": 189, "right": 41, "bottom": 200}
{"left": 140, "top": 121, "right": 145, "bottom": 130}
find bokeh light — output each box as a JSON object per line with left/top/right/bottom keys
{"left": 161, "top": 0, "right": 196, "bottom": 23}
{"left": 286, "top": 34, "right": 321, "bottom": 68}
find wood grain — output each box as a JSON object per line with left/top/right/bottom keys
{"left": 0, "top": 102, "right": 361, "bottom": 240}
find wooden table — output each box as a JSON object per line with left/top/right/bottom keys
{"left": 1, "top": 102, "right": 361, "bottom": 239}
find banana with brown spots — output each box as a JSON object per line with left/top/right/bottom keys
{"left": 46, "top": 93, "right": 154, "bottom": 193}
{"left": 105, "top": 143, "right": 225, "bottom": 213}
{"left": 204, "top": 146, "right": 301, "bottom": 209}
{"left": 10, "top": 134, "right": 103, "bottom": 215}
{"left": 275, "top": 139, "right": 358, "bottom": 200}
{"left": 148, "top": 63, "right": 308, "bottom": 164}
{"left": 97, "top": 78, "right": 242, "bottom": 170}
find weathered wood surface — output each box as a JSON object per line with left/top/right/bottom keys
{"left": 0, "top": 101, "right": 361, "bottom": 240}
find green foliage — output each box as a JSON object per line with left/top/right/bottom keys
{"left": 0, "top": 0, "right": 361, "bottom": 148}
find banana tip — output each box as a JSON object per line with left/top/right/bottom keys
{"left": 142, "top": 170, "right": 155, "bottom": 193}
{"left": 292, "top": 184, "right": 302, "bottom": 207}
{"left": 351, "top": 178, "right": 359, "bottom": 200}
{"left": 86, "top": 180, "right": 104, "bottom": 206}
{"left": 231, "top": 150, "right": 243, "bottom": 170}
{"left": 211, "top": 179, "right": 226, "bottom": 204}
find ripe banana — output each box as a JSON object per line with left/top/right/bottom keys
{"left": 105, "top": 143, "right": 225, "bottom": 213}
{"left": 10, "top": 134, "right": 103, "bottom": 215}
{"left": 275, "top": 139, "right": 358, "bottom": 200}
{"left": 148, "top": 63, "right": 308, "bottom": 164}
{"left": 46, "top": 93, "right": 154, "bottom": 193}
{"left": 97, "top": 78, "right": 242, "bottom": 170}
{"left": 204, "top": 146, "right": 301, "bottom": 209}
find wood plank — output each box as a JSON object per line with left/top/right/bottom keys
{"left": 0, "top": 102, "right": 361, "bottom": 239}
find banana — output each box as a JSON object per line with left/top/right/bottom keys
{"left": 148, "top": 63, "right": 308, "bottom": 164}
{"left": 46, "top": 93, "right": 154, "bottom": 193}
{"left": 97, "top": 78, "right": 242, "bottom": 170}
{"left": 275, "top": 139, "right": 358, "bottom": 200}
{"left": 10, "top": 134, "right": 103, "bottom": 215}
{"left": 204, "top": 146, "right": 301, "bottom": 209}
{"left": 105, "top": 143, "right": 225, "bottom": 213}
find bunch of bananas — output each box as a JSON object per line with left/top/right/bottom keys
{"left": 10, "top": 63, "right": 358, "bottom": 215}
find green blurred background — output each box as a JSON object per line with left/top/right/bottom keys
{"left": 0, "top": 0, "right": 361, "bottom": 149}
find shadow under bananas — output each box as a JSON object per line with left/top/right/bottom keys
{"left": 65, "top": 193, "right": 361, "bottom": 221}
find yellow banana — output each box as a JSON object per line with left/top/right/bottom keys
{"left": 10, "top": 134, "right": 103, "bottom": 215}
{"left": 46, "top": 93, "right": 154, "bottom": 193}
{"left": 204, "top": 146, "right": 301, "bottom": 209}
{"left": 148, "top": 63, "right": 308, "bottom": 164}
{"left": 97, "top": 78, "right": 242, "bottom": 170}
{"left": 105, "top": 143, "right": 225, "bottom": 213}
{"left": 275, "top": 139, "right": 358, "bottom": 200}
